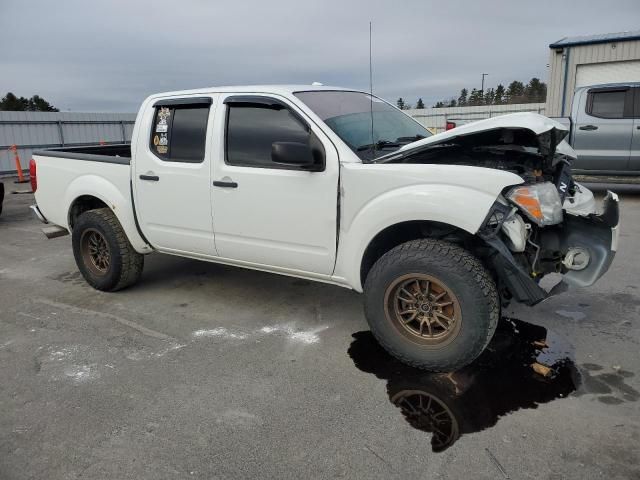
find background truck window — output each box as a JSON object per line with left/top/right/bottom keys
{"left": 588, "top": 90, "right": 626, "bottom": 119}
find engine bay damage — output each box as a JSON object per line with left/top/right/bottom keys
{"left": 378, "top": 123, "right": 620, "bottom": 307}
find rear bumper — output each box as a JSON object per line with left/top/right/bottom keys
{"left": 30, "top": 204, "right": 69, "bottom": 239}
{"left": 30, "top": 204, "right": 48, "bottom": 223}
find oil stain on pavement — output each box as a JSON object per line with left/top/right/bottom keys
{"left": 348, "top": 318, "right": 581, "bottom": 452}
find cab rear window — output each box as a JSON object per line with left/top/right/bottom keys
{"left": 150, "top": 102, "right": 210, "bottom": 163}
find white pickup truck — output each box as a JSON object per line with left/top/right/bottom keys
{"left": 30, "top": 85, "right": 620, "bottom": 371}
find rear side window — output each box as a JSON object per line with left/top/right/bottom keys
{"left": 226, "top": 105, "right": 311, "bottom": 168}
{"left": 587, "top": 89, "right": 629, "bottom": 119}
{"left": 150, "top": 103, "right": 210, "bottom": 162}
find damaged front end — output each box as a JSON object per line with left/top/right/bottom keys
{"left": 478, "top": 185, "right": 619, "bottom": 306}
{"left": 377, "top": 113, "right": 620, "bottom": 306}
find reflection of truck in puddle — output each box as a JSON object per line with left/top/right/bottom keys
{"left": 349, "top": 318, "right": 580, "bottom": 452}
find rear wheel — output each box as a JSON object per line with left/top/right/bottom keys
{"left": 364, "top": 239, "right": 499, "bottom": 372}
{"left": 72, "top": 208, "right": 143, "bottom": 291}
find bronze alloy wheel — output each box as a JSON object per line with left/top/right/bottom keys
{"left": 80, "top": 228, "right": 111, "bottom": 276}
{"left": 384, "top": 274, "right": 462, "bottom": 346}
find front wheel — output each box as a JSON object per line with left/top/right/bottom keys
{"left": 72, "top": 208, "right": 144, "bottom": 291}
{"left": 364, "top": 239, "right": 499, "bottom": 372}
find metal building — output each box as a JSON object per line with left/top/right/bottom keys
{"left": 546, "top": 30, "right": 640, "bottom": 117}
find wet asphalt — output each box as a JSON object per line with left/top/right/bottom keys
{"left": 0, "top": 182, "right": 639, "bottom": 479}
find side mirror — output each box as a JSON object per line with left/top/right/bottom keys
{"left": 271, "top": 142, "right": 322, "bottom": 170}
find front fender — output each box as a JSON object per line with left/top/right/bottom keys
{"left": 64, "top": 175, "right": 151, "bottom": 253}
{"left": 334, "top": 164, "right": 524, "bottom": 291}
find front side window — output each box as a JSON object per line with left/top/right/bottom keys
{"left": 150, "top": 103, "right": 209, "bottom": 162}
{"left": 587, "top": 90, "right": 626, "bottom": 119}
{"left": 294, "top": 90, "right": 431, "bottom": 161}
{"left": 226, "top": 104, "right": 313, "bottom": 168}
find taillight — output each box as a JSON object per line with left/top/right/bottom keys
{"left": 29, "top": 158, "right": 37, "bottom": 193}
{"left": 445, "top": 121, "right": 456, "bottom": 131}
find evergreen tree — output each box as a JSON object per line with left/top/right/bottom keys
{"left": 416, "top": 98, "right": 425, "bottom": 109}
{"left": 468, "top": 88, "right": 484, "bottom": 106}
{"left": 396, "top": 97, "right": 405, "bottom": 110}
{"left": 434, "top": 101, "right": 445, "bottom": 108}
{"left": 447, "top": 98, "right": 457, "bottom": 107}
{"left": 506, "top": 81, "right": 525, "bottom": 103}
{"left": 494, "top": 84, "right": 505, "bottom": 105}
{"left": 0, "top": 92, "right": 58, "bottom": 111}
{"left": 0, "top": 93, "right": 27, "bottom": 110}
{"left": 483, "top": 88, "right": 495, "bottom": 105}
{"left": 457, "top": 88, "right": 468, "bottom": 107}
{"left": 524, "top": 77, "right": 547, "bottom": 103}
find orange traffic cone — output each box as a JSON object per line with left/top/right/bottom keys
{"left": 9, "top": 145, "right": 30, "bottom": 184}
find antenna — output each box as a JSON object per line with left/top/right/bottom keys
{"left": 369, "top": 21, "right": 375, "bottom": 155}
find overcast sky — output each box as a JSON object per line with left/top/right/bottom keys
{"left": 1, "top": 0, "right": 638, "bottom": 112}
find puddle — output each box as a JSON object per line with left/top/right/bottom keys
{"left": 348, "top": 318, "right": 580, "bottom": 452}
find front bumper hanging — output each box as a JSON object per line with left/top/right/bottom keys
{"left": 481, "top": 191, "right": 620, "bottom": 306}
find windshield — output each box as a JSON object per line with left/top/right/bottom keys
{"left": 294, "top": 90, "right": 431, "bottom": 161}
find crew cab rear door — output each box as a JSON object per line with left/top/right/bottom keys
{"left": 210, "top": 94, "right": 339, "bottom": 275}
{"left": 572, "top": 86, "right": 633, "bottom": 172}
{"left": 134, "top": 96, "right": 218, "bottom": 256}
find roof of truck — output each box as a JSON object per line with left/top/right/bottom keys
{"left": 147, "top": 84, "right": 361, "bottom": 100}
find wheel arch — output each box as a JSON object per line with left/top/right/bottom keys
{"left": 359, "top": 220, "right": 473, "bottom": 288}
{"left": 64, "top": 175, "right": 151, "bottom": 253}
{"left": 334, "top": 183, "right": 501, "bottom": 292}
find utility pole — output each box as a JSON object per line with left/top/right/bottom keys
{"left": 481, "top": 73, "right": 488, "bottom": 95}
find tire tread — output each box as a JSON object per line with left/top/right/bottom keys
{"left": 364, "top": 238, "right": 499, "bottom": 371}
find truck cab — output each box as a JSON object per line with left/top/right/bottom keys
{"left": 557, "top": 82, "right": 640, "bottom": 174}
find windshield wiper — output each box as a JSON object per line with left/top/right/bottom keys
{"left": 356, "top": 140, "right": 401, "bottom": 151}
{"left": 396, "top": 134, "right": 426, "bottom": 143}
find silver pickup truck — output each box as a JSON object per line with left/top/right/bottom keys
{"left": 553, "top": 82, "right": 640, "bottom": 175}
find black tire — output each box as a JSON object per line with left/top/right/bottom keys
{"left": 72, "top": 208, "right": 144, "bottom": 291}
{"left": 364, "top": 239, "right": 499, "bottom": 372}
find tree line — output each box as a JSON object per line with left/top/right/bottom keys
{"left": 0, "top": 92, "right": 59, "bottom": 111}
{"left": 397, "top": 78, "right": 547, "bottom": 110}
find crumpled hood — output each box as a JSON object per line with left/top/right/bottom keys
{"left": 379, "top": 112, "right": 575, "bottom": 162}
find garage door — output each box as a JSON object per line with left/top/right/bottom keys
{"left": 576, "top": 60, "right": 640, "bottom": 87}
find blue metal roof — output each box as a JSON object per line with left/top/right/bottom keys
{"left": 549, "top": 30, "right": 640, "bottom": 48}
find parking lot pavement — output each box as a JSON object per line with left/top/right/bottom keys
{"left": 1, "top": 184, "right": 639, "bottom": 480}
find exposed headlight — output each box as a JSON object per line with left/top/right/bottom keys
{"left": 506, "top": 182, "right": 563, "bottom": 226}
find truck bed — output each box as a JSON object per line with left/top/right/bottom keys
{"left": 33, "top": 144, "right": 131, "bottom": 164}
{"left": 32, "top": 144, "right": 134, "bottom": 233}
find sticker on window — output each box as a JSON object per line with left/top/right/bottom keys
{"left": 157, "top": 107, "right": 171, "bottom": 125}
{"left": 156, "top": 123, "right": 168, "bottom": 133}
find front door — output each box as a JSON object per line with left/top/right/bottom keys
{"left": 572, "top": 87, "right": 633, "bottom": 172}
{"left": 134, "top": 96, "right": 217, "bottom": 256}
{"left": 210, "top": 94, "right": 339, "bottom": 275}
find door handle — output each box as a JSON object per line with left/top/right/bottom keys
{"left": 213, "top": 180, "right": 238, "bottom": 188}
{"left": 139, "top": 174, "right": 160, "bottom": 181}
{"left": 579, "top": 125, "right": 598, "bottom": 131}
